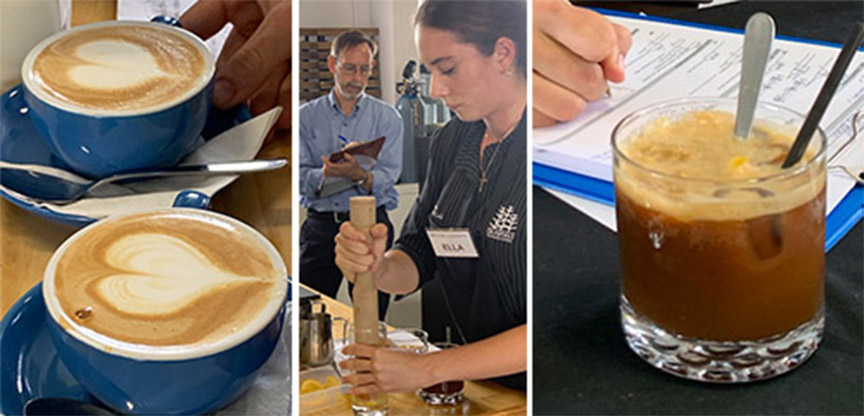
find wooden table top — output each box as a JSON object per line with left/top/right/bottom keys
{"left": 300, "top": 288, "right": 527, "bottom": 416}
{"left": 0, "top": 0, "right": 292, "bottom": 316}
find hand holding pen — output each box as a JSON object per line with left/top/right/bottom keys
{"left": 532, "top": 0, "right": 633, "bottom": 127}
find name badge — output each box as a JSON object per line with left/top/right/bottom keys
{"left": 425, "top": 229, "right": 479, "bottom": 258}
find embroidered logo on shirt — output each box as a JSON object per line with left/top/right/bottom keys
{"left": 487, "top": 205, "right": 518, "bottom": 244}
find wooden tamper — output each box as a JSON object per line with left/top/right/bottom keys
{"left": 349, "top": 196, "right": 381, "bottom": 346}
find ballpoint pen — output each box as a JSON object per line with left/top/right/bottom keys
{"left": 338, "top": 134, "right": 350, "bottom": 147}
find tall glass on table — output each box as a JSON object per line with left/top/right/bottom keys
{"left": 344, "top": 322, "right": 389, "bottom": 415}
{"left": 612, "top": 98, "right": 826, "bottom": 383}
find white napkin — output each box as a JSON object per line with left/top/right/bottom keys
{"left": 8, "top": 107, "right": 281, "bottom": 220}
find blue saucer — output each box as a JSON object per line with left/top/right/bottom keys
{"left": 0, "top": 283, "right": 92, "bottom": 416}
{"left": 0, "top": 85, "right": 252, "bottom": 227}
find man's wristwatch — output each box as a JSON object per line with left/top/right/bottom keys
{"left": 357, "top": 171, "right": 371, "bottom": 187}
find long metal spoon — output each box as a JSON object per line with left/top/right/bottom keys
{"left": 735, "top": 12, "right": 775, "bottom": 140}
{"left": 0, "top": 158, "right": 288, "bottom": 205}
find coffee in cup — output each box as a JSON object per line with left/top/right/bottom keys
{"left": 21, "top": 21, "right": 215, "bottom": 178}
{"left": 43, "top": 209, "right": 288, "bottom": 414}
{"left": 50, "top": 209, "right": 285, "bottom": 353}
{"left": 29, "top": 24, "right": 208, "bottom": 113}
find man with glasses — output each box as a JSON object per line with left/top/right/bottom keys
{"left": 299, "top": 30, "right": 403, "bottom": 319}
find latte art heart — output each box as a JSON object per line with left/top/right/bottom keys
{"left": 31, "top": 25, "right": 207, "bottom": 112}
{"left": 53, "top": 212, "right": 283, "bottom": 348}
{"left": 99, "top": 233, "right": 264, "bottom": 316}
{"left": 69, "top": 40, "right": 170, "bottom": 90}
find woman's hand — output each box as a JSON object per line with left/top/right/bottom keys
{"left": 334, "top": 222, "right": 389, "bottom": 283}
{"left": 339, "top": 325, "right": 526, "bottom": 394}
{"left": 339, "top": 344, "right": 437, "bottom": 394}
{"left": 533, "top": 0, "right": 632, "bottom": 126}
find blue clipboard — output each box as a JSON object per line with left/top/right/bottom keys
{"left": 532, "top": 9, "right": 864, "bottom": 252}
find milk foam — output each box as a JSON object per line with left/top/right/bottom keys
{"left": 68, "top": 40, "right": 169, "bottom": 90}
{"left": 100, "top": 233, "right": 266, "bottom": 316}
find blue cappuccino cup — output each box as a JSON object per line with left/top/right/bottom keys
{"left": 20, "top": 20, "right": 215, "bottom": 179}
{"left": 41, "top": 208, "right": 289, "bottom": 415}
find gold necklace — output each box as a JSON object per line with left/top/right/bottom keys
{"left": 478, "top": 121, "right": 519, "bottom": 193}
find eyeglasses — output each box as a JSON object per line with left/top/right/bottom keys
{"left": 337, "top": 61, "right": 372, "bottom": 76}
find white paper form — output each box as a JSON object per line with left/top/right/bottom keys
{"left": 534, "top": 15, "right": 864, "bottom": 216}
{"left": 700, "top": 0, "right": 740, "bottom": 9}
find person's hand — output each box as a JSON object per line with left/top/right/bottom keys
{"left": 321, "top": 153, "right": 366, "bottom": 181}
{"left": 334, "top": 222, "right": 389, "bottom": 283}
{"left": 180, "top": 0, "right": 292, "bottom": 136}
{"left": 533, "top": 0, "right": 633, "bottom": 127}
{"left": 339, "top": 344, "right": 436, "bottom": 394}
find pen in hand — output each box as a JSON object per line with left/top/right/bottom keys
{"left": 338, "top": 135, "right": 350, "bottom": 148}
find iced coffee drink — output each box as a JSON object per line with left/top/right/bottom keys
{"left": 612, "top": 99, "right": 826, "bottom": 383}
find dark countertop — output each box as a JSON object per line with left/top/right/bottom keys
{"left": 533, "top": 2, "right": 864, "bottom": 414}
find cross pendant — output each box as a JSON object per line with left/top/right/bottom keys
{"left": 478, "top": 176, "right": 487, "bottom": 193}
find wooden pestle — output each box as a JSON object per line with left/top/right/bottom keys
{"left": 349, "top": 196, "right": 381, "bottom": 346}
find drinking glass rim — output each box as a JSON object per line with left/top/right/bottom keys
{"left": 610, "top": 97, "right": 827, "bottom": 186}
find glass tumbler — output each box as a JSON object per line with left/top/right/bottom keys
{"left": 612, "top": 98, "right": 826, "bottom": 383}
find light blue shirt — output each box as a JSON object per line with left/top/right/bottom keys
{"left": 299, "top": 90, "right": 403, "bottom": 212}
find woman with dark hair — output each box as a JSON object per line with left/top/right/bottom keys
{"left": 335, "top": 0, "right": 527, "bottom": 393}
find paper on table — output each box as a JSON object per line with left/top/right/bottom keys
{"left": 546, "top": 188, "right": 618, "bottom": 232}
{"left": 699, "top": 0, "right": 740, "bottom": 9}
{"left": 533, "top": 14, "right": 864, "bottom": 215}
{"left": 3, "top": 107, "right": 281, "bottom": 219}
{"left": 117, "top": 0, "right": 231, "bottom": 58}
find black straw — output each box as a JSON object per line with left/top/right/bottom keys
{"left": 782, "top": 22, "right": 864, "bottom": 168}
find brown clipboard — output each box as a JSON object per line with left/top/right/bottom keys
{"left": 316, "top": 136, "right": 386, "bottom": 197}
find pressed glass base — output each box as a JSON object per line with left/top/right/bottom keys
{"left": 352, "top": 406, "right": 388, "bottom": 416}
{"left": 621, "top": 296, "right": 823, "bottom": 383}
{"left": 351, "top": 393, "right": 388, "bottom": 416}
{"left": 417, "top": 389, "right": 464, "bottom": 406}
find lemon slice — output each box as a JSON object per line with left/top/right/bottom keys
{"left": 301, "top": 379, "right": 324, "bottom": 394}
{"left": 324, "top": 376, "right": 341, "bottom": 388}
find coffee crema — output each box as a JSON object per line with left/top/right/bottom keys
{"left": 53, "top": 212, "right": 283, "bottom": 348}
{"left": 616, "top": 110, "right": 824, "bottom": 221}
{"left": 31, "top": 25, "right": 206, "bottom": 112}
